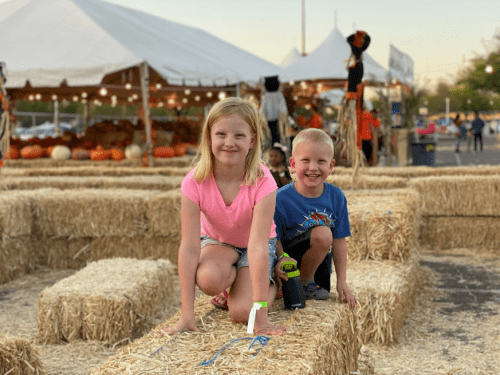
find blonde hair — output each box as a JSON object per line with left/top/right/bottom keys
{"left": 292, "top": 128, "right": 334, "bottom": 156}
{"left": 193, "top": 97, "right": 264, "bottom": 185}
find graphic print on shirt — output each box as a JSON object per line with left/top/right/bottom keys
{"left": 297, "top": 209, "right": 336, "bottom": 235}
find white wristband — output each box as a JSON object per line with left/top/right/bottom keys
{"left": 246, "top": 302, "right": 267, "bottom": 334}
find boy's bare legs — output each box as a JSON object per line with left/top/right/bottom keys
{"left": 228, "top": 267, "right": 285, "bottom": 336}
{"left": 299, "top": 226, "right": 332, "bottom": 282}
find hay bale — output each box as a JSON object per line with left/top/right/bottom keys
{"left": 341, "top": 249, "right": 421, "bottom": 345}
{"left": 0, "top": 237, "right": 34, "bottom": 284}
{"left": 0, "top": 337, "right": 45, "bottom": 375}
{"left": 35, "top": 235, "right": 93, "bottom": 270}
{"left": 326, "top": 174, "right": 408, "bottom": 190}
{"left": 89, "top": 295, "right": 359, "bottom": 375}
{"left": 91, "top": 234, "right": 181, "bottom": 265}
{"left": 419, "top": 216, "right": 500, "bottom": 249}
{"left": 1, "top": 176, "right": 105, "bottom": 190}
{"left": 409, "top": 175, "right": 500, "bottom": 216}
{"left": 36, "top": 258, "right": 175, "bottom": 345}
{"left": 345, "top": 189, "right": 421, "bottom": 262}
{"left": 0, "top": 166, "right": 191, "bottom": 178}
{"left": 0, "top": 190, "right": 38, "bottom": 237}
{"left": 328, "top": 165, "right": 500, "bottom": 178}
{"left": 147, "top": 189, "right": 182, "bottom": 237}
{"left": 32, "top": 189, "right": 162, "bottom": 238}
{"left": 101, "top": 175, "right": 184, "bottom": 190}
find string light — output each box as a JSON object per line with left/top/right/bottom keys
{"left": 182, "top": 98, "right": 188, "bottom": 103}
{"left": 132, "top": 94, "right": 138, "bottom": 100}
{"left": 158, "top": 102, "right": 164, "bottom": 107}
{"left": 72, "top": 96, "right": 79, "bottom": 102}
{"left": 168, "top": 99, "right": 175, "bottom": 105}
{"left": 99, "top": 87, "right": 108, "bottom": 96}
{"left": 156, "top": 83, "right": 162, "bottom": 89}
{"left": 28, "top": 95, "right": 34, "bottom": 101}
{"left": 128, "top": 97, "right": 133, "bottom": 102}
{"left": 184, "top": 89, "right": 191, "bottom": 95}
{"left": 206, "top": 91, "right": 213, "bottom": 98}
{"left": 218, "top": 91, "right": 226, "bottom": 100}
{"left": 485, "top": 64, "right": 494, "bottom": 74}
{"left": 195, "top": 95, "right": 200, "bottom": 101}
{"left": 35, "top": 94, "right": 42, "bottom": 100}
{"left": 125, "top": 83, "right": 132, "bottom": 90}
{"left": 81, "top": 92, "right": 88, "bottom": 98}
{"left": 52, "top": 95, "right": 58, "bottom": 100}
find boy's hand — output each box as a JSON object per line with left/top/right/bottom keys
{"left": 274, "top": 257, "right": 298, "bottom": 284}
{"left": 337, "top": 280, "right": 357, "bottom": 311}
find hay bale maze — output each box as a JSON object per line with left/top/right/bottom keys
{"left": 409, "top": 175, "right": 500, "bottom": 249}
{"left": 36, "top": 258, "right": 175, "bottom": 345}
{"left": 0, "top": 337, "right": 45, "bottom": 375}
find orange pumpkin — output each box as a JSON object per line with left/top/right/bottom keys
{"left": 20, "top": 145, "right": 43, "bottom": 159}
{"left": 297, "top": 115, "right": 307, "bottom": 127}
{"left": 90, "top": 146, "right": 111, "bottom": 161}
{"left": 45, "top": 145, "right": 55, "bottom": 158}
{"left": 4, "top": 147, "right": 21, "bottom": 160}
{"left": 173, "top": 143, "right": 188, "bottom": 157}
{"left": 153, "top": 146, "right": 174, "bottom": 158}
{"left": 111, "top": 148, "right": 125, "bottom": 161}
{"left": 71, "top": 148, "right": 90, "bottom": 160}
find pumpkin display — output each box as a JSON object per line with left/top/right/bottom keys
{"left": 4, "top": 147, "right": 21, "bottom": 159}
{"left": 45, "top": 145, "right": 56, "bottom": 158}
{"left": 125, "top": 144, "right": 142, "bottom": 160}
{"left": 297, "top": 115, "right": 307, "bottom": 127}
{"left": 71, "top": 148, "right": 90, "bottom": 160}
{"left": 89, "top": 145, "right": 111, "bottom": 161}
{"left": 173, "top": 143, "right": 188, "bottom": 157}
{"left": 51, "top": 145, "right": 71, "bottom": 161}
{"left": 111, "top": 148, "right": 125, "bottom": 161}
{"left": 153, "top": 146, "right": 174, "bottom": 158}
{"left": 20, "top": 145, "right": 43, "bottom": 159}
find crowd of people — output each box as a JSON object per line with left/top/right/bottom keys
{"left": 453, "top": 110, "right": 486, "bottom": 153}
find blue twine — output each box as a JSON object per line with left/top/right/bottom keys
{"left": 200, "top": 335, "right": 270, "bottom": 366}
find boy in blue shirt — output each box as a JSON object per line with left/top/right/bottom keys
{"left": 274, "top": 128, "right": 356, "bottom": 310}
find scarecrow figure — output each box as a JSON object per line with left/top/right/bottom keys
{"left": 346, "top": 31, "right": 371, "bottom": 93}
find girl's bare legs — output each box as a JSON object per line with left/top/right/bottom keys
{"left": 228, "top": 267, "right": 285, "bottom": 336}
{"left": 196, "top": 245, "right": 239, "bottom": 296}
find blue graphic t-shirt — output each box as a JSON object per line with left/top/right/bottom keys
{"left": 274, "top": 182, "right": 351, "bottom": 242}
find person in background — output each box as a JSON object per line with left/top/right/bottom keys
{"left": 471, "top": 110, "right": 485, "bottom": 152}
{"left": 260, "top": 76, "right": 288, "bottom": 148}
{"left": 360, "top": 105, "right": 379, "bottom": 166}
{"left": 454, "top": 113, "right": 467, "bottom": 153}
{"left": 267, "top": 143, "right": 292, "bottom": 188}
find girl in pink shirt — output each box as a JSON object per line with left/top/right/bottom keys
{"left": 161, "top": 97, "right": 286, "bottom": 337}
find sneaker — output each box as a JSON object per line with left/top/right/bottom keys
{"left": 302, "top": 281, "right": 330, "bottom": 300}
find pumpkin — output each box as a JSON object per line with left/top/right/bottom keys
{"left": 153, "top": 146, "right": 174, "bottom": 158}
{"left": 4, "top": 147, "right": 21, "bottom": 160}
{"left": 297, "top": 115, "right": 307, "bottom": 127}
{"left": 71, "top": 148, "right": 90, "bottom": 160}
{"left": 111, "top": 148, "right": 125, "bottom": 161}
{"left": 90, "top": 145, "right": 111, "bottom": 161}
{"left": 173, "top": 143, "right": 188, "bottom": 157}
{"left": 125, "top": 144, "right": 142, "bottom": 160}
{"left": 20, "top": 145, "right": 43, "bottom": 159}
{"left": 51, "top": 145, "right": 71, "bottom": 161}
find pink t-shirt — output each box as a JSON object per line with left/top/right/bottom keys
{"left": 181, "top": 165, "right": 278, "bottom": 248}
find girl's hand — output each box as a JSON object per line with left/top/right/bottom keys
{"left": 157, "top": 316, "right": 199, "bottom": 337}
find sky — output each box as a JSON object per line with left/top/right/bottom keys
{"left": 98, "top": 0, "right": 500, "bottom": 91}
{"left": 1, "top": 0, "right": 499, "bottom": 91}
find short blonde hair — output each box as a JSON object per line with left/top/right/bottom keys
{"left": 193, "top": 97, "right": 264, "bottom": 185}
{"left": 292, "top": 128, "right": 334, "bottom": 156}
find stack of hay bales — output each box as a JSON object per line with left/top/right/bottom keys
{"left": 341, "top": 188, "right": 422, "bottom": 345}
{"left": 89, "top": 295, "right": 360, "bottom": 375}
{"left": 0, "top": 337, "right": 45, "bottom": 375}
{"left": 36, "top": 258, "right": 175, "bottom": 345}
{"left": 409, "top": 175, "right": 500, "bottom": 249}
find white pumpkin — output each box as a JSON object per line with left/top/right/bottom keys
{"left": 50, "top": 145, "right": 71, "bottom": 161}
{"left": 125, "top": 144, "right": 142, "bottom": 160}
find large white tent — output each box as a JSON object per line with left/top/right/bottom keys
{"left": 0, "top": 0, "right": 281, "bottom": 89}
{"left": 280, "top": 26, "right": 387, "bottom": 84}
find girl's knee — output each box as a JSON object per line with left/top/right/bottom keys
{"left": 196, "top": 264, "right": 234, "bottom": 296}
{"left": 310, "top": 226, "right": 333, "bottom": 250}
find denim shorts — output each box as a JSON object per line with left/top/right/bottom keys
{"left": 200, "top": 236, "right": 277, "bottom": 285}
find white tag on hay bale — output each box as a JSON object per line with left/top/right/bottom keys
{"left": 90, "top": 295, "right": 360, "bottom": 375}
{"left": 0, "top": 337, "right": 44, "bottom": 375}
{"left": 36, "top": 258, "right": 175, "bottom": 345}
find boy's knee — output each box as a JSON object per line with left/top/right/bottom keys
{"left": 310, "top": 226, "right": 333, "bottom": 250}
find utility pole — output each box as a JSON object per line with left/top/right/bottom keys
{"left": 301, "top": 0, "right": 306, "bottom": 55}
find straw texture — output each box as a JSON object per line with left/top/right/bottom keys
{"left": 0, "top": 337, "right": 45, "bottom": 375}
{"left": 326, "top": 174, "right": 408, "bottom": 190}
{"left": 1, "top": 166, "right": 192, "bottom": 178}
{"left": 341, "top": 248, "right": 421, "bottom": 345}
{"left": 90, "top": 295, "right": 360, "bottom": 375}
{"left": 36, "top": 258, "right": 175, "bottom": 345}
{"left": 147, "top": 189, "right": 182, "bottom": 237}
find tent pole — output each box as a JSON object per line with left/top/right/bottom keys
{"left": 301, "top": 0, "right": 306, "bottom": 55}
{"left": 140, "top": 62, "right": 153, "bottom": 167}
{"left": 83, "top": 101, "right": 89, "bottom": 135}
{"left": 54, "top": 100, "right": 61, "bottom": 137}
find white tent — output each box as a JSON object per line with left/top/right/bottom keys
{"left": 0, "top": 0, "right": 281, "bottom": 89}
{"left": 279, "top": 48, "right": 303, "bottom": 68}
{"left": 280, "top": 26, "right": 387, "bottom": 84}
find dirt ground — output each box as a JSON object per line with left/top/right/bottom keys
{"left": 1, "top": 247, "right": 499, "bottom": 375}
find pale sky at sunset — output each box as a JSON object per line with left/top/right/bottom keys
{"left": 3, "top": 0, "right": 499, "bottom": 90}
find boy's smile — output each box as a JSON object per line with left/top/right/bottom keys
{"left": 290, "top": 140, "right": 335, "bottom": 197}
